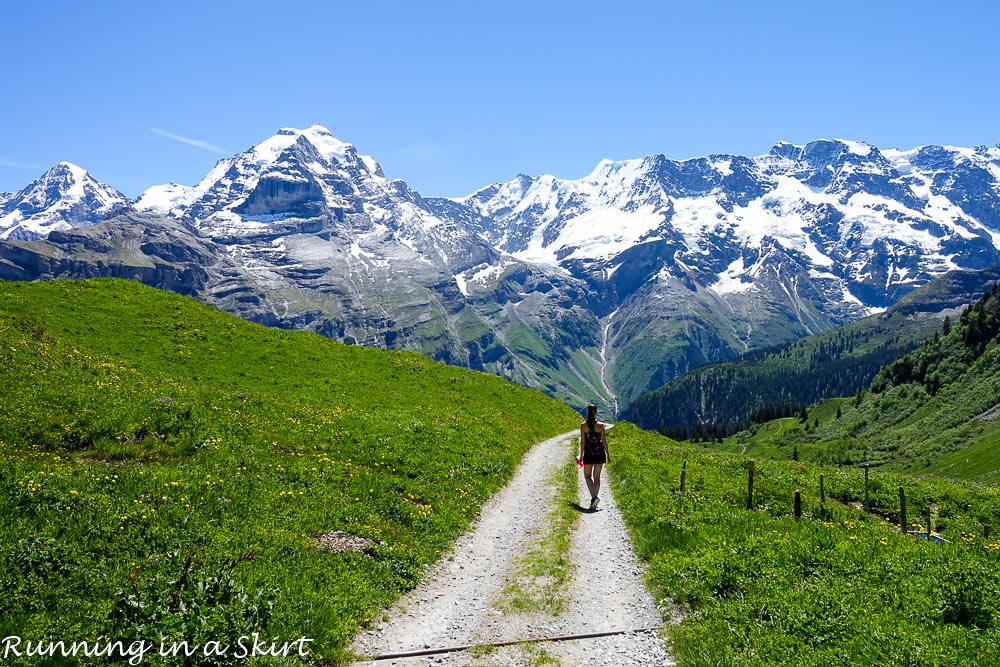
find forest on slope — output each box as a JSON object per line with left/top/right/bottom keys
{"left": 624, "top": 266, "right": 1000, "bottom": 439}
{"left": 716, "top": 280, "right": 1000, "bottom": 483}
{"left": 810, "top": 280, "right": 1000, "bottom": 477}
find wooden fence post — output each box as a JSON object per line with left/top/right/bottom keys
{"left": 747, "top": 460, "right": 755, "bottom": 510}
{"left": 794, "top": 490, "right": 802, "bottom": 520}
{"left": 820, "top": 473, "right": 825, "bottom": 504}
{"left": 898, "top": 487, "right": 906, "bottom": 534}
{"left": 864, "top": 464, "right": 870, "bottom": 511}
{"left": 679, "top": 460, "right": 687, "bottom": 493}
{"left": 926, "top": 506, "right": 932, "bottom": 539}
{"left": 985, "top": 524, "right": 991, "bottom": 539}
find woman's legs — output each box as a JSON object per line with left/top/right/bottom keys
{"left": 591, "top": 463, "right": 604, "bottom": 499}
{"left": 583, "top": 463, "right": 597, "bottom": 499}
{"left": 583, "top": 463, "right": 604, "bottom": 500}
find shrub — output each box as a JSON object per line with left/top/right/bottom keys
{"left": 110, "top": 553, "right": 277, "bottom": 666}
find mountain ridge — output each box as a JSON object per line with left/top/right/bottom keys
{"left": 0, "top": 126, "right": 614, "bottom": 411}
{"left": 3, "top": 128, "right": 1000, "bottom": 412}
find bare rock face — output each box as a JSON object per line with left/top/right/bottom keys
{"left": 0, "top": 214, "right": 217, "bottom": 296}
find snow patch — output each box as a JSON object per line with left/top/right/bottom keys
{"left": 242, "top": 213, "right": 294, "bottom": 223}
{"left": 711, "top": 159, "right": 734, "bottom": 177}
{"left": 454, "top": 273, "right": 468, "bottom": 296}
{"left": 468, "top": 262, "right": 509, "bottom": 285}
{"left": 136, "top": 183, "right": 199, "bottom": 215}
{"left": 350, "top": 242, "right": 389, "bottom": 268}
{"left": 514, "top": 206, "right": 665, "bottom": 265}
{"left": 837, "top": 139, "right": 873, "bottom": 156}
{"left": 709, "top": 257, "right": 756, "bottom": 295}
{"left": 60, "top": 162, "right": 89, "bottom": 198}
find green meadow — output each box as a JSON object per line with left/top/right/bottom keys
{"left": 10, "top": 276, "right": 1000, "bottom": 666}
{"left": 0, "top": 278, "right": 579, "bottom": 664}
{"left": 609, "top": 422, "right": 1000, "bottom": 666}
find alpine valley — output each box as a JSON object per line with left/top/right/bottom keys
{"left": 2, "top": 126, "right": 999, "bottom": 413}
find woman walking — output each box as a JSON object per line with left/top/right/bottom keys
{"left": 579, "top": 404, "right": 610, "bottom": 510}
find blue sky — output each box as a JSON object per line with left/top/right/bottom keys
{"left": 1, "top": 1, "right": 997, "bottom": 199}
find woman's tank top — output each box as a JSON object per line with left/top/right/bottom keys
{"left": 584, "top": 427, "right": 603, "bottom": 457}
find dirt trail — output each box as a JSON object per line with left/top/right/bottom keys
{"left": 350, "top": 430, "right": 674, "bottom": 666}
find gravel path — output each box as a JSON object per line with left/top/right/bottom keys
{"left": 350, "top": 430, "right": 674, "bottom": 666}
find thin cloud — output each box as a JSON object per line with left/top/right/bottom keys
{"left": 0, "top": 157, "right": 46, "bottom": 170}
{"left": 398, "top": 142, "right": 446, "bottom": 162}
{"left": 150, "top": 128, "right": 229, "bottom": 154}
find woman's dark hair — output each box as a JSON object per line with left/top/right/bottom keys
{"left": 586, "top": 404, "right": 598, "bottom": 432}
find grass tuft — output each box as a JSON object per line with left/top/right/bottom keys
{"left": 496, "top": 441, "right": 579, "bottom": 615}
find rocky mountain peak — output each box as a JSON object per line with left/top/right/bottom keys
{"left": 0, "top": 162, "right": 128, "bottom": 241}
{"left": 250, "top": 125, "right": 383, "bottom": 176}
{"left": 137, "top": 125, "right": 389, "bottom": 228}
{"left": 21, "top": 162, "right": 99, "bottom": 207}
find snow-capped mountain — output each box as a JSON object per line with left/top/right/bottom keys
{"left": 137, "top": 125, "right": 385, "bottom": 225}
{"left": 0, "top": 162, "right": 128, "bottom": 240}
{"left": 431, "top": 138, "right": 1000, "bottom": 405}
{"left": 135, "top": 125, "right": 491, "bottom": 273}
{"left": 3, "top": 129, "right": 1000, "bottom": 413}
{"left": 458, "top": 139, "right": 1000, "bottom": 307}
{"left": 22, "top": 126, "right": 602, "bottom": 409}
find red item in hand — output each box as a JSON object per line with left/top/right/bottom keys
{"left": 577, "top": 457, "right": 584, "bottom": 468}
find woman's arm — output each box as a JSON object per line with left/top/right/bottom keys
{"left": 579, "top": 425, "right": 586, "bottom": 460}
{"left": 601, "top": 424, "right": 611, "bottom": 462}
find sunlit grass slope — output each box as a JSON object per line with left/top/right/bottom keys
{"left": 0, "top": 278, "right": 579, "bottom": 664}
{"left": 610, "top": 423, "right": 1000, "bottom": 667}
{"left": 712, "top": 284, "right": 1000, "bottom": 482}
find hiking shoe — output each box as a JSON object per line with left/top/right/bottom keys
{"left": 590, "top": 496, "right": 600, "bottom": 510}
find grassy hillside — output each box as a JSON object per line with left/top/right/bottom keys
{"left": 625, "top": 266, "right": 1000, "bottom": 436}
{"left": 824, "top": 282, "right": 1000, "bottom": 477}
{"left": 609, "top": 423, "right": 1000, "bottom": 666}
{"left": 0, "top": 278, "right": 579, "bottom": 664}
{"left": 717, "top": 283, "right": 1000, "bottom": 482}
